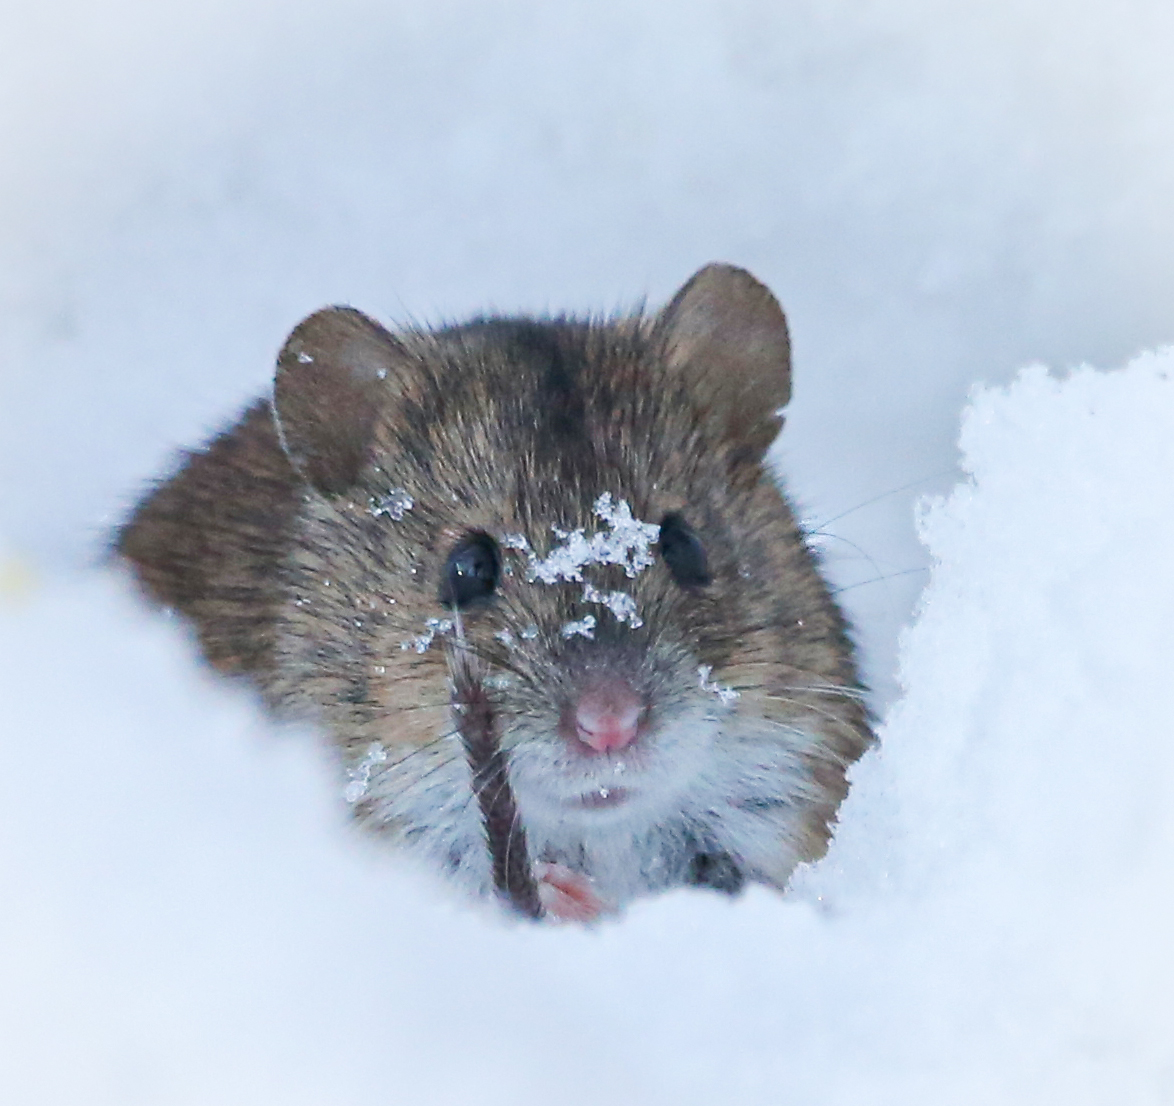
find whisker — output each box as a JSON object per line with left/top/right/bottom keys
{"left": 440, "top": 632, "right": 531, "bottom": 682}
{"left": 372, "top": 728, "right": 459, "bottom": 776}
{"left": 723, "top": 680, "right": 873, "bottom": 704}
{"left": 749, "top": 714, "right": 865, "bottom": 765}
{"left": 768, "top": 683, "right": 869, "bottom": 701}
{"left": 804, "top": 467, "right": 955, "bottom": 532}
{"left": 707, "top": 658, "right": 870, "bottom": 687}
{"left": 371, "top": 700, "right": 450, "bottom": 714}
{"left": 733, "top": 689, "right": 858, "bottom": 729}
{"left": 830, "top": 566, "right": 928, "bottom": 596}
{"left": 803, "top": 529, "right": 893, "bottom": 585}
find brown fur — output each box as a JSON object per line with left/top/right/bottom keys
{"left": 116, "top": 264, "right": 875, "bottom": 912}
{"left": 117, "top": 400, "right": 301, "bottom": 680}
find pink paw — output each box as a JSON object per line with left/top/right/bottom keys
{"left": 535, "top": 862, "right": 607, "bottom": 923}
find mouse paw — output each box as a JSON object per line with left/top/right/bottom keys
{"left": 535, "top": 862, "right": 607, "bottom": 923}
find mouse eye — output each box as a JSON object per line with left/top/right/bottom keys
{"left": 440, "top": 533, "right": 502, "bottom": 609}
{"left": 659, "top": 513, "right": 711, "bottom": 588}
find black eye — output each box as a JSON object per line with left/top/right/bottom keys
{"left": 659, "top": 513, "right": 711, "bottom": 588}
{"left": 440, "top": 533, "right": 501, "bottom": 609}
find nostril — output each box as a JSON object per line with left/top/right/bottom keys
{"left": 575, "top": 714, "right": 639, "bottom": 753}
{"left": 572, "top": 682, "right": 644, "bottom": 754}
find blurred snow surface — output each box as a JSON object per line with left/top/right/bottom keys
{"left": 4, "top": 349, "right": 1174, "bottom": 1104}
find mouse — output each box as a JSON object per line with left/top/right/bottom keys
{"left": 115, "top": 263, "right": 874, "bottom": 922}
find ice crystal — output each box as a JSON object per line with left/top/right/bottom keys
{"left": 582, "top": 583, "right": 643, "bottom": 627}
{"left": 524, "top": 494, "right": 660, "bottom": 584}
{"left": 698, "top": 664, "right": 739, "bottom": 704}
{"left": 344, "top": 742, "right": 387, "bottom": 804}
{"left": 369, "top": 488, "right": 414, "bottom": 520}
{"left": 561, "top": 615, "right": 597, "bottom": 640}
{"left": 401, "top": 617, "right": 453, "bottom": 653}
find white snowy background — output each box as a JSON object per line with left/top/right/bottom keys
{"left": 3, "top": 1, "right": 1174, "bottom": 1101}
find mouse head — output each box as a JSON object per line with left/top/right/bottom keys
{"left": 269, "top": 264, "right": 867, "bottom": 884}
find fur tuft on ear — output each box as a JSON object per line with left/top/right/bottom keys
{"left": 657, "top": 263, "right": 792, "bottom": 459}
{"left": 272, "top": 307, "right": 406, "bottom": 495}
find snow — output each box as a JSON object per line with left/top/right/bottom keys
{"left": 343, "top": 742, "right": 387, "bottom": 804}
{"left": 697, "top": 664, "right": 740, "bottom": 705}
{"left": 368, "top": 488, "right": 414, "bottom": 520}
{"left": 400, "top": 616, "right": 454, "bottom": 654}
{"left": 6, "top": 0, "right": 1174, "bottom": 697}
{"left": 6, "top": 350, "right": 1174, "bottom": 1102}
{"left": 525, "top": 495, "right": 661, "bottom": 585}
{"left": 559, "top": 614, "right": 597, "bottom": 640}
{"left": 4, "top": 0, "right": 1174, "bottom": 1100}
{"left": 581, "top": 583, "right": 643, "bottom": 628}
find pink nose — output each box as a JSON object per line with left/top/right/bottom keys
{"left": 572, "top": 681, "right": 644, "bottom": 753}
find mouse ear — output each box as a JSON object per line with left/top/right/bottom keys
{"left": 272, "top": 307, "right": 407, "bottom": 495}
{"left": 655, "top": 263, "right": 791, "bottom": 459}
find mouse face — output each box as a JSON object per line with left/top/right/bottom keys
{"left": 259, "top": 266, "right": 873, "bottom": 914}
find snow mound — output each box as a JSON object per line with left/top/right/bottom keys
{"left": 3, "top": 350, "right": 1174, "bottom": 1103}
{"left": 794, "top": 347, "right": 1174, "bottom": 1099}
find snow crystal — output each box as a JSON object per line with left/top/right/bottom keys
{"left": 343, "top": 742, "right": 387, "bottom": 803}
{"left": 697, "top": 664, "right": 739, "bottom": 704}
{"left": 581, "top": 583, "right": 643, "bottom": 627}
{"left": 520, "top": 624, "right": 540, "bottom": 640}
{"left": 400, "top": 617, "right": 453, "bottom": 653}
{"left": 525, "top": 494, "right": 660, "bottom": 584}
{"left": 369, "top": 488, "right": 414, "bottom": 520}
{"left": 560, "top": 614, "right": 597, "bottom": 639}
